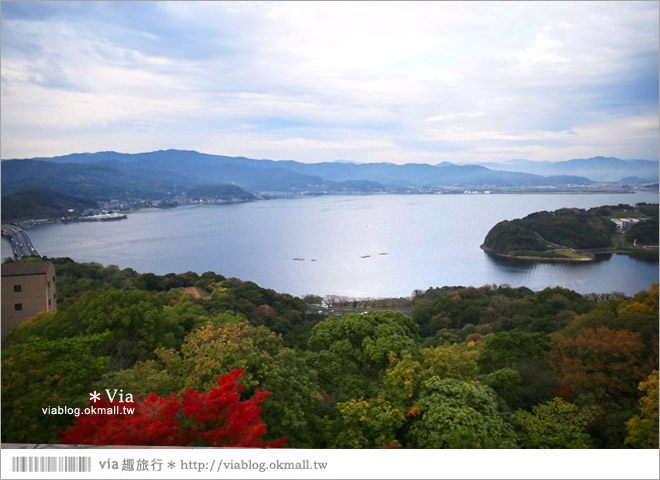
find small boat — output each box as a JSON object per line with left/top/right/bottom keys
{"left": 293, "top": 258, "right": 304, "bottom": 261}
{"left": 360, "top": 255, "right": 371, "bottom": 258}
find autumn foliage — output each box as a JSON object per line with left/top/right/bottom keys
{"left": 625, "top": 370, "right": 660, "bottom": 448}
{"left": 548, "top": 326, "right": 651, "bottom": 404}
{"left": 3, "top": 257, "right": 655, "bottom": 449}
{"left": 60, "top": 369, "right": 285, "bottom": 447}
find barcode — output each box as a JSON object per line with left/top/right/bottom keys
{"left": 11, "top": 456, "right": 92, "bottom": 473}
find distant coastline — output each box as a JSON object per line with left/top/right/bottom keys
{"left": 5, "top": 188, "right": 654, "bottom": 227}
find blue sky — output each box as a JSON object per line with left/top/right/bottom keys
{"left": 1, "top": 1, "right": 658, "bottom": 164}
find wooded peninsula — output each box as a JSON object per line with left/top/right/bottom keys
{"left": 482, "top": 203, "right": 659, "bottom": 262}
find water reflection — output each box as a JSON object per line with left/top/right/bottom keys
{"left": 593, "top": 253, "right": 613, "bottom": 262}
{"left": 11, "top": 193, "right": 659, "bottom": 298}
{"left": 485, "top": 254, "right": 538, "bottom": 271}
{"left": 624, "top": 251, "right": 660, "bottom": 265}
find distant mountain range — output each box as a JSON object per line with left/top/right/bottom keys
{"left": 1, "top": 150, "right": 656, "bottom": 202}
{"left": 477, "top": 157, "right": 658, "bottom": 183}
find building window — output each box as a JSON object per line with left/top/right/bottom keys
{"left": 48, "top": 281, "right": 51, "bottom": 288}
{"left": 13, "top": 284, "right": 22, "bottom": 293}
{"left": 14, "top": 303, "right": 23, "bottom": 311}
{"left": 48, "top": 299, "right": 51, "bottom": 306}
{"left": 53, "top": 276, "right": 56, "bottom": 283}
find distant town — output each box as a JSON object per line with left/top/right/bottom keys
{"left": 7, "top": 181, "right": 655, "bottom": 229}
{"left": 2, "top": 150, "right": 658, "bottom": 227}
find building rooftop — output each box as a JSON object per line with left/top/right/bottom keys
{"left": 1, "top": 261, "right": 53, "bottom": 277}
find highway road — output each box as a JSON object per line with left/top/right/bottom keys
{"left": 1, "top": 224, "right": 40, "bottom": 260}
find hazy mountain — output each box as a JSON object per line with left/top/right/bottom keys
{"left": 258, "top": 158, "right": 591, "bottom": 187}
{"left": 479, "top": 157, "right": 658, "bottom": 182}
{"left": 619, "top": 176, "right": 655, "bottom": 185}
{"left": 1, "top": 159, "right": 177, "bottom": 199}
{"left": 2, "top": 150, "right": 597, "bottom": 200}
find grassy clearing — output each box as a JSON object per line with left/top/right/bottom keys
{"left": 552, "top": 249, "right": 595, "bottom": 261}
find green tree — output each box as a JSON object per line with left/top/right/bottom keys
{"left": 326, "top": 397, "right": 404, "bottom": 448}
{"left": 625, "top": 370, "right": 659, "bottom": 448}
{"left": 406, "top": 377, "right": 516, "bottom": 448}
{"left": 512, "top": 397, "right": 591, "bottom": 448}
{"left": 134, "top": 272, "right": 165, "bottom": 291}
{"left": 382, "top": 345, "right": 479, "bottom": 408}
{"left": 1, "top": 335, "right": 110, "bottom": 443}
{"left": 67, "top": 289, "right": 184, "bottom": 369}
{"left": 8, "top": 311, "right": 60, "bottom": 343}
{"left": 480, "top": 368, "right": 523, "bottom": 410}
{"left": 624, "top": 221, "right": 659, "bottom": 245}
{"left": 308, "top": 311, "right": 418, "bottom": 401}
{"left": 478, "top": 329, "right": 552, "bottom": 372}
{"left": 9, "top": 288, "right": 185, "bottom": 370}
{"left": 478, "top": 329, "right": 557, "bottom": 409}
{"left": 323, "top": 344, "right": 490, "bottom": 449}
{"left": 161, "top": 294, "right": 213, "bottom": 333}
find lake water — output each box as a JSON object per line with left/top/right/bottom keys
{"left": 3, "top": 192, "right": 658, "bottom": 298}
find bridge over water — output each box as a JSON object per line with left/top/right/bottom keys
{"left": 1, "top": 224, "right": 40, "bottom": 260}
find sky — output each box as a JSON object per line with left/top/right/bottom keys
{"left": 1, "top": 1, "right": 658, "bottom": 164}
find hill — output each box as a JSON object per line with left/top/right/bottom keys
{"left": 1, "top": 188, "right": 98, "bottom": 222}
{"left": 482, "top": 203, "right": 659, "bottom": 261}
{"left": 186, "top": 184, "right": 256, "bottom": 202}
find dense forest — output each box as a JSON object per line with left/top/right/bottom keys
{"left": 483, "top": 203, "right": 659, "bottom": 260}
{"left": 1, "top": 257, "right": 658, "bottom": 448}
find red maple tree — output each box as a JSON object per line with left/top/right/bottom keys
{"left": 60, "top": 369, "right": 286, "bottom": 447}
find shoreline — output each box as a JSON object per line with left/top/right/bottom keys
{"left": 8, "top": 189, "right": 656, "bottom": 226}
{"left": 480, "top": 244, "right": 594, "bottom": 262}
{"left": 480, "top": 244, "right": 658, "bottom": 263}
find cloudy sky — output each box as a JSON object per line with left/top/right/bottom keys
{"left": 1, "top": 1, "right": 658, "bottom": 164}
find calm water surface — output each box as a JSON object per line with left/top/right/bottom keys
{"left": 3, "top": 193, "right": 658, "bottom": 298}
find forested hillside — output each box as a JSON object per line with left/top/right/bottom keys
{"left": 1, "top": 257, "right": 657, "bottom": 448}
{"left": 1, "top": 188, "right": 98, "bottom": 222}
{"left": 1, "top": 160, "right": 177, "bottom": 200}
{"left": 186, "top": 184, "right": 256, "bottom": 202}
{"left": 483, "top": 203, "right": 659, "bottom": 260}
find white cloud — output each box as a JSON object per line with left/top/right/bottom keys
{"left": 197, "top": 131, "right": 396, "bottom": 163}
{"left": 1, "top": 1, "right": 658, "bottom": 162}
{"left": 426, "top": 112, "right": 485, "bottom": 123}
